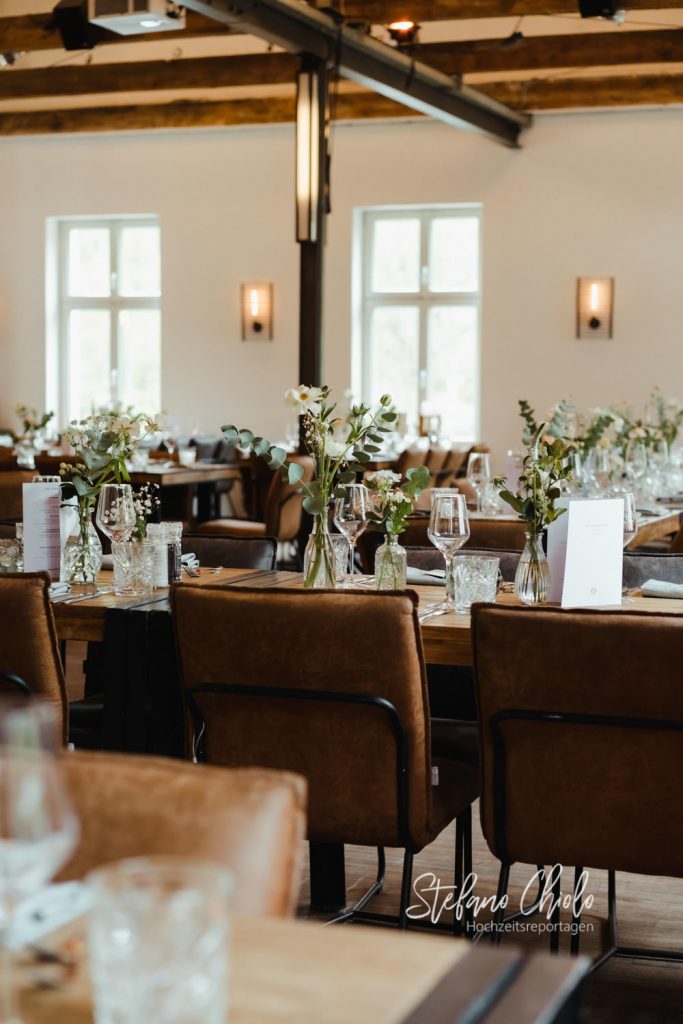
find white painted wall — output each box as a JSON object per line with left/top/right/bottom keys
{"left": 0, "top": 108, "right": 682, "bottom": 466}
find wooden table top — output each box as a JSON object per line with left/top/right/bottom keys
{"left": 52, "top": 568, "right": 683, "bottom": 667}
{"left": 18, "top": 915, "right": 587, "bottom": 1024}
{"left": 129, "top": 463, "right": 241, "bottom": 487}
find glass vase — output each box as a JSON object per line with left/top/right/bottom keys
{"left": 374, "top": 537, "right": 407, "bottom": 590}
{"left": 15, "top": 438, "right": 38, "bottom": 469}
{"left": 111, "top": 540, "right": 154, "bottom": 597}
{"left": 303, "top": 514, "right": 336, "bottom": 589}
{"left": 62, "top": 506, "right": 103, "bottom": 584}
{"left": 514, "top": 531, "right": 550, "bottom": 606}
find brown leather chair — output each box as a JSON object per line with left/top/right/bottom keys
{"left": 57, "top": 751, "right": 306, "bottom": 918}
{"left": 182, "top": 534, "right": 277, "bottom": 571}
{"left": 195, "top": 455, "right": 314, "bottom": 544}
{"left": 472, "top": 603, "right": 683, "bottom": 962}
{"left": 0, "top": 471, "right": 35, "bottom": 519}
{"left": 0, "top": 573, "right": 68, "bottom": 743}
{"left": 172, "top": 586, "right": 479, "bottom": 928}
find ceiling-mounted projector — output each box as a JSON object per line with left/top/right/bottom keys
{"left": 88, "top": 0, "right": 185, "bottom": 35}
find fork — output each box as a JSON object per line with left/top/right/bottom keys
{"left": 182, "top": 564, "right": 201, "bottom": 578}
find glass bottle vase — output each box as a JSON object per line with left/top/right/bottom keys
{"left": 303, "top": 514, "right": 336, "bottom": 589}
{"left": 374, "top": 537, "right": 407, "bottom": 590}
{"left": 62, "top": 506, "right": 103, "bottom": 584}
{"left": 514, "top": 531, "right": 550, "bottom": 606}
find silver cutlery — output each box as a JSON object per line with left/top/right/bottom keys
{"left": 182, "top": 564, "right": 200, "bottom": 577}
{"left": 418, "top": 602, "right": 451, "bottom": 624}
{"left": 60, "top": 587, "right": 113, "bottom": 604}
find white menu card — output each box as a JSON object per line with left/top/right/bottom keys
{"left": 557, "top": 498, "right": 624, "bottom": 608}
{"left": 22, "top": 482, "right": 61, "bottom": 578}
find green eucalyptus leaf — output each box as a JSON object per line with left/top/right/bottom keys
{"left": 287, "top": 462, "right": 305, "bottom": 485}
{"left": 252, "top": 436, "right": 270, "bottom": 456}
{"left": 268, "top": 446, "right": 287, "bottom": 469}
{"left": 238, "top": 429, "right": 254, "bottom": 448}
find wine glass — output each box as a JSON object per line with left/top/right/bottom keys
{"left": 591, "top": 448, "right": 612, "bottom": 494}
{"left": 0, "top": 703, "right": 80, "bottom": 1024}
{"left": 427, "top": 494, "right": 470, "bottom": 615}
{"left": 96, "top": 484, "right": 136, "bottom": 543}
{"left": 466, "top": 453, "right": 491, "bottom": 513}
{"left": 333, "top": 484, "right": 368, "bottom": 586}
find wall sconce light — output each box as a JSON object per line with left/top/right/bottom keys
{"left": 576, "top": 277, "right": 614, "bottom": 339}
{"left": 241, "top": 283, "right": 273, "bottom": 341}
{"left": 296, "top": 66, "right": 321, "bottom": 243}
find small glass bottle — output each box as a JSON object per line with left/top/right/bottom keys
{"left": 146, "top": 523, "right": 169, "bottom": 588}
{"left": 164, "top": 521, "right": 183, "bottom": 583}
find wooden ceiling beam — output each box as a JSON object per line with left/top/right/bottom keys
{"left": 0, "top": 28, "right": 681, "bottom": 101}
{"left": 422, "top": 28, "right": 683, "bottom": 75}
{"left": 339, "top": 0, "right": 683, "bottom": 20}
{"left": 0, "top": 53, "right": 299, "bottom": 100}
{"left": 481, "top": 70, "right": 683, "bottom": 107}
{"left": 4, "top": 2, "right": 683, "bottom": 55}
{"left": 0, "top": 72, "right": 681, "bottom": 136}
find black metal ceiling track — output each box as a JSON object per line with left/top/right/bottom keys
{"left": 180, "top": 0, "right": 531, "bottom": 147}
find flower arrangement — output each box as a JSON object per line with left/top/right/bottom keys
{"left": 10, "top": 403, "right": 54, "bottom": 444}
{"left": 132, "top": 483, "right": 160, "bottom": 541}
{"left": 571, "top": 408, "right": 615, "bottom": 457}
{"left": 366, "top": 467, "right": 430, "bottom": 539}
{"left": 223, "top": 385, "right": 397, "bottom": 587}
{"left": 518, "top": 398, "right": 574, "bottom": 446}
{"left": 649, "top": 387, "right": 683, "bottom": 450}
{"left": 60, "top": 411, "right": 159, "bottom": 582}
{"left": 496, "top": 426, "right": 575, "bottom": 604}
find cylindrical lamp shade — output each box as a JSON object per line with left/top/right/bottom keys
{"left": 576, "top": 277, "right": 614, "bottom": 339}
{"left": 296, "top": 67, "right": 320, "bottom": 243}
{"left": 241, "top": 283, "right": 273, "bottom": 341}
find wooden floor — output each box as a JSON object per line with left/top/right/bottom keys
{"left": 297, "top": 811, "right": 683, "bottom": 1023}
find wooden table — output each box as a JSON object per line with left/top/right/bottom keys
{"left": 626, "top": 508, "right": 681, "bottom": 549}
{"left": 129, "top": 463, "right": 241, "bottom": 526}
{"left": 53, "top": 569, "right": 683, "bottom": 668}
{"left": 19, "top": 916, "right": 588, "bottom": 1024}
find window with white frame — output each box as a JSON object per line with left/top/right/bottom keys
{"left": 358, "top": 206, "right": 481, "bottom": 441}
{"left": 56, "top": 217, "right": 161, "bottom": 422}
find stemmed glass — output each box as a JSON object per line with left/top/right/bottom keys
{"left": 466, "top": 453, "right": 491, "bottom": 513}
{"left": 423, "top": 494, "right": 470, "bottom": 620}
{"left": 0, "top": 703, "right": 80, "bottom": 1024}
{"left": 622, "top": 491, "right": 638, "bottom": 549}
{"left": 96, "top": 484, "right": 136, "bottom": 543}
{"left": 333, "top": 484, "right": 368, "bottom": 586}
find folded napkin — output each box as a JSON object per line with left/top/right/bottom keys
{"left": 406, "top": 567, "right": 445, "bottom": 587}
{"left": 641, "top": 579, "right": 683, "bottom": 598}
{"left": 182, "top": 552, "right": 199, "bottom": 568}
{"left": 8, "top": 882, "right": 91, "bottom": 950}
{"left": 49, "top": 582, "right": 71, "bottom": 598}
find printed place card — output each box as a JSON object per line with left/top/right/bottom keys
{"left": 561, "top": 498, "right": 624, "bottom": 608}
{"left": 22, "top": 482, "right": 61, "bottom": 578}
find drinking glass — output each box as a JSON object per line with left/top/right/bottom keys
{"left": 622, "top": 491, "right": 637, "bottom": 549}
{"left": 333, "top": 484, "right": 369, "bottom": 585}
{"left": 427, "top": 494, "right": 470, "bottom": 614}
{"left": 96, "top": 484, "right": 136, "bottom": 543}
{"left": 0, "top": 703, "right": 80, "bottom": 1024}
{"left": 87, "top": 857, "right": 232, "bottom": 1024}
{"left": 466, "top": 453, "right": 491, "bottom": 512}
{"left": 450, "top": 554, "right": 500, "bottom": 613}
{"left": 591, "top": 448, "right": 612, "bottom": 494}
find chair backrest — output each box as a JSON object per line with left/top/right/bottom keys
{"left": 57, "top": 751, "right": 306, "bottom": 918}
{"left": 263, "top": 455, "right": 315, "bottom": 542}
{"left": 394, "top": 448, "right": 428, "bottom": 478}
{"left": 172, "top": 586, "right": 434, "bottom": 850}
{"left": 0, "top": 573, "right": 67, "bottom": 742}
{"left": 182, "top": 534, "right": 277, "bottom": 570}
{"left": 622, "top": 551, "right": 683, "bottom": 587}
{"left": 472, "top": 604, "right": 683, "bottom": 878}
{"left": 407, "top": 546, "right": 521, "bottom": 582}
{"left": 0, "top": 471, "right": 34, "bottom": 518}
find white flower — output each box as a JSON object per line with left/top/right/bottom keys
{"left": 284, "top": 385, "right": 324, "bottom": 415}
{"left": 367, "top": 470, "right": 401, "bottom": 485}
{"left": 325, "top": 438, "right": 348, "bottom": 458}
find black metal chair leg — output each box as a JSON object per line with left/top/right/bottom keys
{"left": 399, "top": 850, "right": 414, "bottom": 930}
{"left": 325, "top": 846, "right": 385, "bottom": 925}
{"left": 453, "top": 815, "right": 465, "bottom": 937}
{"left": 570, "top": 866, "right": 583, "bottom": 956}
{"left": 550, "top": 866, "right": 562, "bottom": 954}
{"left": 463, "top": 807, "right": 474, "bottom": 933}
{"left": 491, "top": 862, "right": 510, "bottom": 945}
